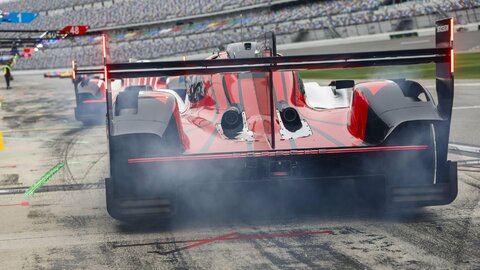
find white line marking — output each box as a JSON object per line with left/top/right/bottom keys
{"left": 449, "top": 143, "right": 480, "bottom": 154}
{"left": 400, "top": 39, "right": 431, "bottom": 45}
{"left": 455, "top": 83, "right": 480, "bottom": 87}
{"left": 453, "top": 105, "right": 480, "bottom": 110}
{"left": 424, "top": 83, "right": 480, "bottom": 88}
{"left": 456, "top": 159, "right": 480, "bottom": 166}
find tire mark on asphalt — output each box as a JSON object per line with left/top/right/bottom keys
{"left": 47, "top": 128, "right": 81, "bottom": 184}
{"left": 250, "top": 237, "right": 286, "bottom": 269}
{"left": 80, "top": 152, "right": 107, "bottom": 181}
{"left": 376, "top": 197, "right": 479, "bottom": 267}
{"left": 321, "top": 243, "right": 371, "bottom": 270}
{"left": 452, "top": 172, "right": 480, "bottom": 264}
{"left": 258, "top": 233, "right": 318, "bottom": 268}
{"left": 61, "top": 129, "right": 84, "bottom": 184}
{"left": 461, "top": 172, "right": 480, "bottom": 189}
{"left": 167, "top": 234, "right": 196, "bottom": 270}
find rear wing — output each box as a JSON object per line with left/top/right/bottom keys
{"left": 102, "top": 18, "right": 454, "bottom": 152}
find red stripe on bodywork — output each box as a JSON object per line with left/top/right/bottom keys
{"left": 128, "top": 145, "right": 428, "bottom": 163}
{"left": 82, "top": 99, "right": 106, "bottom": 104}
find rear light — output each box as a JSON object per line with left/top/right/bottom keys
{"left": 450, "top": 18, "right": 454, "bottom": 42}
{"left": 102, "top": 34, "right": 107, "bottom": 59}
{"left": 451, "top": 49, "right": 454, "bottom": 74}
{"left": 104, "top": 65, "right": 108, "bottom": 82}
{"left": 450, "top": 18, "right": 454, "bottom": 74}
{"left": 270, "top": 160, "right": 291, "bottom": 177}
{"left": 71, "top": 60, "right": 76, "bottom": 80}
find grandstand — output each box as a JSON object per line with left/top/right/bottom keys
{"left": 1, "top": 0, "right": 479, "bottom": 70}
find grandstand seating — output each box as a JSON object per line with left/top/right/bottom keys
{"left": 3, "top": 0, "right": 479, "bottom": 70}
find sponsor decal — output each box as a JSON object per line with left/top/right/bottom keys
{"left": 437, "top": 24, "right": 449, "bottom": 33}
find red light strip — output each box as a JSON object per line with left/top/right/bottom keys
{"left": 450, "top": 18, "right": 454, "bottom": 42}
{"left": 0, "top": 202, "right": 29, "bottom": 207}
{"left": 128, "top": 145, "right": 428, "bottom": 164}
{"left": 102, "top": 34, "right": 107, "bottom": 59}
{"left": 451, "top": 49, "right": 454, "bottom": 74}
{"left": 71, "top": 60, "right": 76, "bottom": 80}
{"left": 82, "top": 99, "right": 106, "bottom": 104}
{"left": 450, "top": 18, "right": 454, "bottom": 74}
{"left": 104, "top": 66, "right": 108, "bottom": 82}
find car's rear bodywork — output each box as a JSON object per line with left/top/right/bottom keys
{"left": 99, "top": 19, "right": 457, "bottom": 220}
{"left": 72, "top": 65, "right": 107, "bottom": 125}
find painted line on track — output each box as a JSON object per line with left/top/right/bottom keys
{"left": 456, "top": 159, "right": 480, "bottom": 166}
{"left": 424, "top": 83, "right": 480, "bottom": 88}
{"left": 2, "top": 136, "right": 89, "bottom": 144}
{"left": 452, "top": 105, "right": 480, "bottom": 110}
{"left": 0, "top": 165, "right": 17, "bottom": 169}
{"left": 400, "top": 39, "right": 430, "bottom": 45}
{"left": 1, "top": 126, "right": 101, "bottom": 134}
{"left": 0, "top": 202, "right": 29, "bottom": 207}
{"left": 2, "top": 112, "right": 71, "bottom": 118}
{"left": 449, "top": 143, "right": 480, "bottom": 155}
{"left": 112, "top": 230, "right": 334, "bottom": 255}
{"left": 24, "top": 162, "right": 65, "bottom": 196}
{"left": 0, "top": 182, "right": 105, "bottom": 195}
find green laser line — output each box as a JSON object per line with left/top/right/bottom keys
{"left": 24, "top": 162, "right": 65, "bottom": 197}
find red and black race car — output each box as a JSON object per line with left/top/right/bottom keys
{"left": 80, "top": 18, "right": 457, "bottom": 221}
{"left": 72, "top": 59, "right": 168, "bottom": 125}
{"left": 71, "top": 64, "right": 107, "bottom": 125}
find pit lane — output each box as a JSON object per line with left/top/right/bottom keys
{"left": 0, "top": 75, "right": 479, "bottom": 269}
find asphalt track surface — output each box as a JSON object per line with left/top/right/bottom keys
{"left": 0, "top": 75, "right": 479, "bottom": 269}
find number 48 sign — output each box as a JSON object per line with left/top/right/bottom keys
{"left": 59, "top": 25, "right": 90, "bottom": 36}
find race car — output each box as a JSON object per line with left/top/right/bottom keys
{"left": 72, "top": 59, "right": 170, "bottom": 126}
{"left": 43, "top": 71, "right": 72, "bottom": 78}
{"left": 102, "top": 18, "right": 457, "bottom": 221}
{"left": 71, "top": 65, "right": 107, "bottom": 125}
